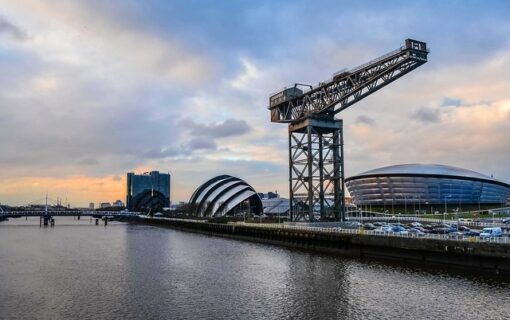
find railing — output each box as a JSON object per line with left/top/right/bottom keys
{"left": 0, "top": 211, "right": 139, "bottom": 216}
{"left": 225, "top": 221, "right": 510, "bottom": 245}
{"left": 348, "top": 47, "right": 404, "bottom": 74}
{"left": 345, "top": 215, "right": 509, "bottom": 228}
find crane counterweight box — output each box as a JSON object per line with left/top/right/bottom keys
{"left": 269, "top": 87, "right": 303, "bottom": 108}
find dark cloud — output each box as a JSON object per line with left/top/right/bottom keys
{"left": 181, "top": 118, "right": 251, "bottom": 138}
{"left": 355, "top": 115, "right": 376, "bottom": 126}
{"left": 188, "top": 137, "right": 217, "bottom": 150}
{"left": 411, "top": 107, "right": 441, "bottom": 124}
{"left": 0, "top": 16, "right": 27, "bottom": 41}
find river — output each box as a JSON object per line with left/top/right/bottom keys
{"left": 0, "top": 217, "right": 508, "bottom": 320}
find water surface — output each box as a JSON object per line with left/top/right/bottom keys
{"left": 0, "top": 217, "right": 509, "bottom": 320}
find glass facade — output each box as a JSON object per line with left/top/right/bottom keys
{"left": 126, "top": 171, "right": 171, "bottom": 210}
{"left": 345, "top": 164, "right": 510, "bottom": 208}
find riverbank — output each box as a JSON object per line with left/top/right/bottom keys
{"left": 134, "top": 216, "right": 510, "bottom": 277}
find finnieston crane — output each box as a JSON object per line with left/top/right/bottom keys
{"left": 268, "top": 39, "right": 429, "bottom": 222}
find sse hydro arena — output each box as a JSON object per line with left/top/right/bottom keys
{"left": 345, "top": 164, "right": 510, "bottom": 213}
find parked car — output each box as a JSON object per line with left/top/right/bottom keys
{"left": 392, "top": 223, "right": 406, "bottom": 228}
{"left": 408, "top": 228, "right": 424, "bottom": 235}
{"left": 391, "top": 226, "right": 408, "bottom": 234}
{"left": 458, "top": 218, "right": 473, "bottom": 223}
{"left": 463, "top": 230, "right": 480, "bottom": 237}
{"left": 412, "top": 226, "right": 428, "bottom": 233}
{"left": 374, "top": 226, "right": 393, "bottom": 233}
{"left": 363, "top": 223, "right": 377, "bottom": 230}
{"left": 502, "top": 218, "right": 510, "bottom": 224}
{"left": 479, "top": 227, "right": 503, "bottom": 239}
{"left": 429, "top": 227, "right": 454, "bottom": 234}
{"left": 410, "top": 222, "right": 423, "bottom": 228}
{"left": 457, "top": 226, "right": 471, "bottom": 232}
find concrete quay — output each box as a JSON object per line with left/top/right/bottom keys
{"left": 135, "top": 217, "right": 510, "bottom": 277}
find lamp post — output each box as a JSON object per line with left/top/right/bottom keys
{"left": 444, "top": 195, "right": 451, "bottom": 225}
{"left": 404, "top": 195, "right": 407, "bottom": 215}
{"left": 413, "top": 195, "right": 416, "bottom": 218}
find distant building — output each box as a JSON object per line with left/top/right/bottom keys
{"left": 126, "top": 171, "right": 171, "bottom": 211}
{"left": 189, "top": 175, "right": 262, "bottom": 217}
{"left": 89, "top": 202, "right": 95, "bottom": 210}
{"left": 100, "top": 202, "right": 111, "bottom": 209}
{"left": 258, "top": 191, "right": 279, "bottom": 200}
{"left": 262, "top": 197, "right": 289, "bottom": 217}
{"left": 112, "top": 200, "right": 124, "bottom": 207}
{"left": 346, "top": 164, "right": 510, "bottom": 213}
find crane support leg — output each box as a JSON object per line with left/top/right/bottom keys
{"left": 288, "top": 116, "right": 345, "bottom": 222}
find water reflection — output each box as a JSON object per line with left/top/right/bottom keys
{"left": 0, "top": 217, "right": 509, "bottom": 320}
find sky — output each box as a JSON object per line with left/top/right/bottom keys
{"left": 1, "top": 0, "right": 510, "bottom": 206}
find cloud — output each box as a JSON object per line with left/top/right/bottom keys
{"left": 441, "top": 97, "right": 463, "bottom": 107}
{"left": 0, "top": 16, "right": 27, "bottom": 41}
{"left": 142, "top": 147, "right": 183, "bottom": 159}
{"left": 355, "top": 115, "right": 376, "bottom": 126}
{"left": 231, "top": 58, "right": 260, "bottom": 89}
{"left": 77, "top": 158, "right": 99, "bottom": 166}
{"left": 411, "top": 107, "right": 441, "bottom": 124}
{"left": 0, "top": 0, "right": 214, "bottom": 85}
{"left": 188, "top": 137, "right": 218, "bottom": 150}
{"left": 181, "top": 118, "right": 252, "bottom": 138}
{"left": 1, "top": 0, "right": 510, "bottom": 206}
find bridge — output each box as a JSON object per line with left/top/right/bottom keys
{"left": 0, "top": 210, "right": 139, "bottom": 219}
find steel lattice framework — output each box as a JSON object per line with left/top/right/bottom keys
{"left": 288, "top": 118, "right": 343, "bottom": 221}
{"left": 270, "top": 39, "right": 429, "bottom": 123}
{"left": 269, "top": 39, "right": 429, "bottom": 222}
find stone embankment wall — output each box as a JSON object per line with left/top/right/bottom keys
{"left": 135, "top": 217, "right": 510, "bottom": 276}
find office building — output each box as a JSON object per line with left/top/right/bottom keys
{"left": 127, "top": 171, "right": 171, "bottom": 211}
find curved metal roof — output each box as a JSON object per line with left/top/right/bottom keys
{"left": 346, "top": 163, "right": 510, "bottom": 188}
{"left": 189, "top": 175, "right": 262, "bottom": 217}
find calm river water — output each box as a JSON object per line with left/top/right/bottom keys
{"left": 0, "top": 217, "right": 509, "bottom": 320}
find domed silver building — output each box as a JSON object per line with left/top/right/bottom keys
{"left": 189, "top": 175, "right": 262, "bottom": 217}
{"left": 345, "top": 164, "right": 510, "bottom": 212}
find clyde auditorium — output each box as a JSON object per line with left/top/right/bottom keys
{"left": 189, "top": 175, "right": 262, "bottom": 217}
{"left": 345, "top": 164, "right": 510, "bottom": 212}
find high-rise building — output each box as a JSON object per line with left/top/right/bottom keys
{"left": 89, "top": 202, "right": 95, "bottom": 210}
{"left": 126, "top": 171, "right": 171, "bottom": 211}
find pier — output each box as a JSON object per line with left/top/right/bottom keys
{"left": 137, "top": 216, "right": 510, "bottom": 276}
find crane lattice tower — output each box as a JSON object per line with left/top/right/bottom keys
{"left": 268, "top": 39, "right": 429, "bottom": 222}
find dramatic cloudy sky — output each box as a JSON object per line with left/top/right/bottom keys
{"left": 1, "top": 0, "right": 510, "bottom": 206}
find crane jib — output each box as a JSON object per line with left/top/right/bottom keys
{"left": 268, "top": 39, "right": 428, "bottom": 123}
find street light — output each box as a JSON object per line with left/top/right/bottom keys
{"left": 444, "top": 194, "right": 451, "bottom": 225}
